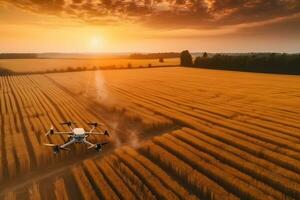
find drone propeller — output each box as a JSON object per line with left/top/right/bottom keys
{"left": 88, "top": 142, "right": 109, "bottom": 151}
{"left": 101, "top": 141, "right": 109, "bottom": 145}
{"left": 43, "top": 143, "right": 57, "bottom": 147}
{"left": 43, "top": 143, "right": 70, "bottom": 151}
{"left": 87, "top": 122, "right": 100, "bottom": 127}
{"left": 59, "top": 146, "right": 70, "bottom": 151}
{"left": 60, "top": 121, "right": 76, "bottom": 126}
{"left": 104, "top": 130, "right": 109, "bottom": 136}
{"left": 45, "top": 125, "right": 54, "bottom": 136}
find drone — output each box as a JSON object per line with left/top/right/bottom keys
{"left": 43, "top": 121, "right": 110, "bottom": 154}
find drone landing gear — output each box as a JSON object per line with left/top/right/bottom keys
{"left": 53, "top": 145, "right": 60, "bottom": 154}
{"left": 51, "top": 145, "right": 70, "bottom": 154}
{"left": 94, "top": 144, "right": 102, "bottom": 152}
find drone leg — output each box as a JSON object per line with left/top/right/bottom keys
{"left": 83, "top": 139, "right": 96, "bottom": 149}
{"left": 60, "top": 139, "right": 76, "bottom": 149}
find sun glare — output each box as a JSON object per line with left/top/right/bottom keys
{"left": 89, "top": 36, "right": 103, "bottom": 52}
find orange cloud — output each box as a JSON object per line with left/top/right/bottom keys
{"left": 2, "top": 0, "right": 299, "bottom": 29}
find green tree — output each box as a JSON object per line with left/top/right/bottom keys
{"left": 180, "top": 50, "right": 193, "bottom": 66}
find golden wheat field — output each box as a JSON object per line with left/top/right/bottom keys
{"left": 1, "top": 67, "right": 300, "bottom": 200}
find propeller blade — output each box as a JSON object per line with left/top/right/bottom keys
{"left": 87, "top": 122, "right": 99, "bottom": 127}
{"left": 59, "top": 147, "right": 70, "bottom": 151}
{"left": 43, "top": 143, "right": 57, "bottom": 147}
{"left": 60, "top": 121, "right": 76, "bottom": 126}
{"left": 101, "top": 142, "right": 109, "bottom": 145}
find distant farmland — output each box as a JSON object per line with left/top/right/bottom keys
{"left": 1, "top": 67, "right": 300, "bottom": 199}
{"left": 0, "top": 58, "right": 179, "bottom": 73}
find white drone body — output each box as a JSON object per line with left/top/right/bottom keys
{"left": 44, "top": 121, "right": 109, "bottom": 154}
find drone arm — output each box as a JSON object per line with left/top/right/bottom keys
{"left": 83, "top": 139, "right": 96, "bottom": 149}
{"left": 86, "top": 132, "right": 102, "bottom": 135}
{"left": 60, "top": 139, "right": 76, "bottom": 148}
{"left": 89, "top": 127, "right": 96, "bottom": 133}
{"left": 86, "top": 132, "right": 108, "bottom": 136}
{"left": 53, "top": 131, "right": 73, "bottom": 135}
{"left": 85, "top": 130, "right": 109, "bottom": 136}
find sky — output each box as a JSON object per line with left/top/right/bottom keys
{"left": 0, "top": 0, "right": 300, "bottom": 53}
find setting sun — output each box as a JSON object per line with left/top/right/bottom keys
{"left": 0, "top": 1, "right": 299, "bottom": 53}
{"left": 89, "top": 37, "right": 103, "bottom": 52}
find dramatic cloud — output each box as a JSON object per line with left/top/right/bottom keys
{"left": 1, "top": 0, "right": 300, "bottom": 29}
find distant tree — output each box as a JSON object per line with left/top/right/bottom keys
{"left": 148, "top": 63, "right": 152, "bottom": 68}
{"left": 0, "top": 67, "right": 15, "bottom": 76}
{"left": 193, "top": 57, "right": 202, "bottom": 66}
{"left": 203, "top": 52, "right": 208, "bottom": 58}
{"left": 180, "top": 50, "right": 193, "bottom": 66}
{"left": 159, "top": 57, "right": 164, "bottom": 63}
{"left": 128, "top": 63, "right": 132, "bottom": 68}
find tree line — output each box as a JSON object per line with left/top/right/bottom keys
{"left": 129, "top": 52, "right": 180, "bottom": 59}
{"left": 180, "top": 50, "right": 300, "bottom": 75}
{"left": 0, "top": 53, "right": 38, "bottom": 59}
